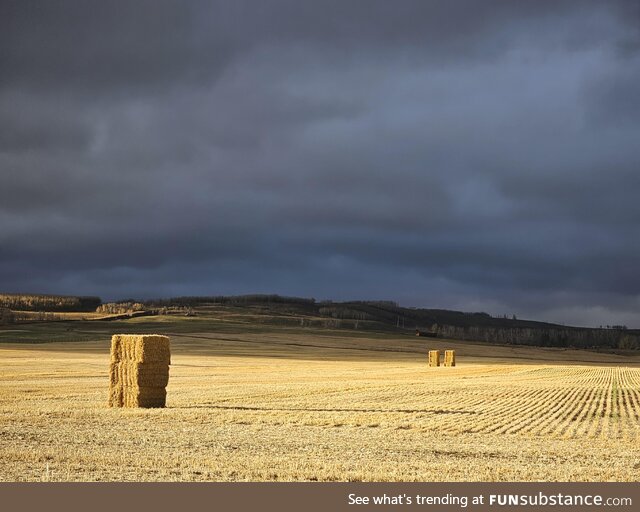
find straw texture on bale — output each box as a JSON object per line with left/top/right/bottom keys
{"left": 110, "top": 334, "right": 171, "bottom": 364}
{"left": 108, "top": 334, "right": 170, "bottom": 408}
{"left": 109, "top": 362, "right": 170, "bottom": 388}
{"left": 428, "top": 350, "right": 440, "bottom": 367}
{"left": 444, "top": 350, "right": 456, "bottom": 367}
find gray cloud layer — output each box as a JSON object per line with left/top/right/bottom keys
{"left": 1, "top": 1, "right": 640, "bottom": 326}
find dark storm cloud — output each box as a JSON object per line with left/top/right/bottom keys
{"left": 4, "top": 1, "right": 632, "bottom": 93}
{"left": 1, "top": 0, "right": 640, "bottom": 327}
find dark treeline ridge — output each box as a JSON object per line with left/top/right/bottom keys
{"left": 335, "top": 301, "right": 639, "bottom": 350}
{"left": 3, "top": 292, "right": 638, "bottom": 350}
{"left": 0, "top": 293, "right": 101, "bottom": 312}
{"left": 142, "top": 294, "right": 317, "bottom": 308}
{"left": 135, "top": 295, "right": 639, "bottom": 351}
{"left": 436, "top": 324, "right": 639, "bottom": 350}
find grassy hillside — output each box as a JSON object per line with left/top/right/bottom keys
{"left": 2, "top": 293, "right": 638, "bottom": 350}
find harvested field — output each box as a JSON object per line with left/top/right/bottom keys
{"left": 0, "top": 329, "right": 639, "bottom": 481}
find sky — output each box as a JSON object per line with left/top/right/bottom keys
{"left": 1, "top": 1, "right": 639, "bottom": 327}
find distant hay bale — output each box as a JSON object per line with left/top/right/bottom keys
{"left": 428, "top": 350, "right": 440, "bottom": 367}
{"left": 444, "top": 350, "right": 456, "bottom": 367}
{"left": 108, "top": 334, "right": 170, "bottom": 408}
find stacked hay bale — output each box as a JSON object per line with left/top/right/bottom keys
{"left": 428, "top": 350, "right": 440, "bottom": 367}
{"left": 109, "top": 334, "right": 170, "bottom": 408}
{"left": 444, "top": 350, "right": 456, "bottom": 367}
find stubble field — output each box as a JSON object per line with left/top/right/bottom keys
{"left": 1, "top": 325, "right": 639, "bottom": 481}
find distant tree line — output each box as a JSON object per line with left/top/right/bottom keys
{"left": 2, "top": 291, "right": 637, "bottom": 351}
{"left": 142, "top": 294, "right": 317, "bottom": 308}
{"left": 96, "top": 302, "right": 146, "bottom": 315}
{"left": 0, "top": 293, "right": 101, "bottom": 312}
{"left": 318, "top": 306, "right": 373, "bottom": 321}
{"left": 435, "top": 325, "right": 639, "bottom": 351}
{"left": 315, "top": 301, "right": 640, "bottom": 350}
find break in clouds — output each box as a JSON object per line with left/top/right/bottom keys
{"left": 1, "top": 1, "right": 639, "bottom": 327}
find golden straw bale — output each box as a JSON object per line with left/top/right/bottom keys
{"left": 110, "top": 334, "right": 171, "bottom": 364}
{"left": 444, "top": 350, "right": 456, "bottom": 367}
{"left": 109, "top": 362, "right": 120, "bottom": 387}
{"left": 110, "top": 362, "right": 169, "bottom": 388}
{"left": 108, "top": 382, "right": 123, "bottom": 407}
{"left": 123, "top": 386, "right": 167, "bottom": 408}
{"left": 108, "top": 334, "right": 170, "bottom": 408}
{"left": 428, "top": 350, "right": 440, "bottom": 367}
